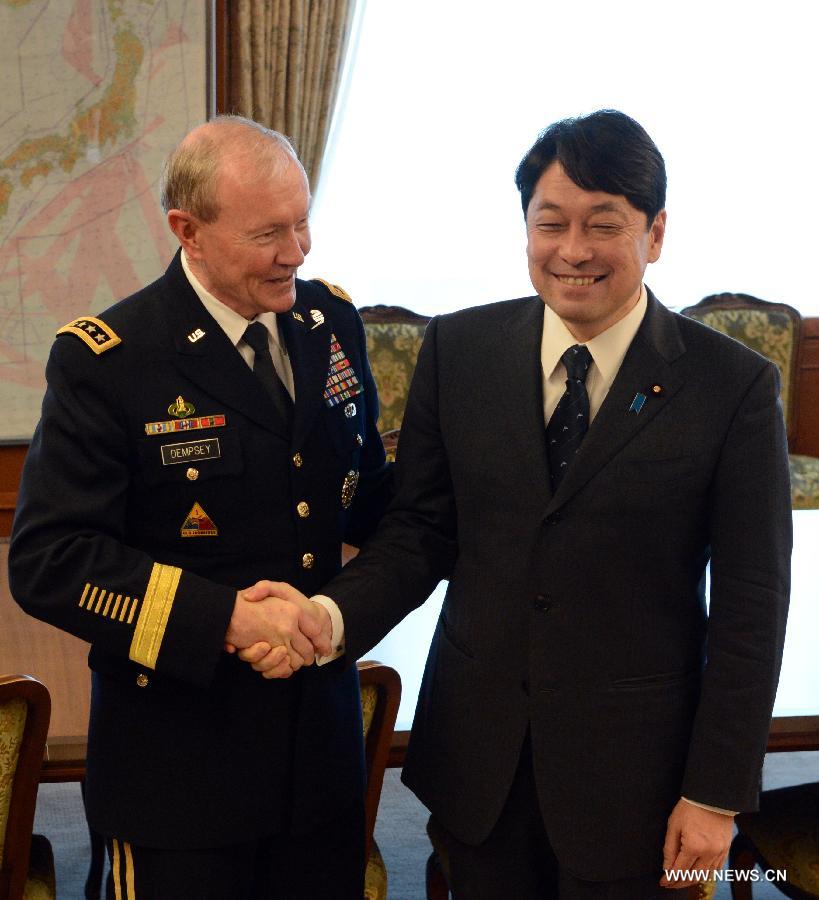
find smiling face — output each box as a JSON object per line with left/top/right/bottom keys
{"left": 172, "top": 151, "right": 312, "bottom": 319}
{"left": 526, "top": 162, "right": 666, "bottom": 341}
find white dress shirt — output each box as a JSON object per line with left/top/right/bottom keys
{"left": 181, "top": 251, "right": 295, "bottom": 398}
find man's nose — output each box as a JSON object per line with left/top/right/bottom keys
{"left": 276, "top": 228, "right": 307, "bottom": 267}
{"left": 559, "top": 226, "right": 593, "bottom": 266}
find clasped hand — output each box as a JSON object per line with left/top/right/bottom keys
{"left": 225, "top": 581, "right": 332, "bottom": 679}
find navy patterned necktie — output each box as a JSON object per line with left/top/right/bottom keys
{"left": 546, "top": 344, "right": 593, "bottom": 489}
{"left": 242, "top": 322, "right": 293, "bottom": 427}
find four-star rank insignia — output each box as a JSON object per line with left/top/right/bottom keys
{"left": 57, "top": 316, "right": 121, "bottom": 354}
{"left": 180, "top": 502, "right": 218, "bottom": 537}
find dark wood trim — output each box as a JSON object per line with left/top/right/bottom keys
{"left": 792, "top": 317, "right": 819, "bottom": 456}
{"left": 212, "top": 0, "right": 230, "bottom": 115}
{"left": 766, "top": 715, "right": 819, "bottom": 753}
{"left": 387, "top": 729, "right": 410, "bottom": 768}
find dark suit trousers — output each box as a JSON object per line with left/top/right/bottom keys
{"left": 105, "top": 807, "right": 364, "bottom": 900}
{"left": 434, "top": 733, "right": 687, "bottom": 900}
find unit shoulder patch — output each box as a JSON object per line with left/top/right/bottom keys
{"left": 57, "top": 317, "right": 121, "bottom": 355}
{"left": 312, "top": 278, "right": 354, "bottom": 304}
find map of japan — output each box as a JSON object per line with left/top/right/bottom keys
{"left": 0, "top": 0, "right": 206, "bottom": 439}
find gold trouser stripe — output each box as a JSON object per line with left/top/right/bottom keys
{"left": 112, "top": 839, "right": 122, "bottom": 900}
{"left": 124, "top": 840, "right": 136, "bottom": 899}
{"left": 79, "top": 583, "right": 91, "bottom": 608}
{"left": 129, "top": 563, "right": 181, "bottom": 669}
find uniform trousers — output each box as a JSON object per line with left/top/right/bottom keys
{"left": 434, "top": 732, "right": 687, "bottom": 900}
{"left": 104, "top": 807, "right": 365, "bottom": 900}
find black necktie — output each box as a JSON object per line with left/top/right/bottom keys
{"left": 242, "top": 322, "right": 293, "bottom": 427}
{"left": 546, "top": 344, "right": 593, "bottom": 489}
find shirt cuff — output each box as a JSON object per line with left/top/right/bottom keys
{"left": 681, "top": 796, "right": 737, "bottom": 816}
{"left": 312, "top": 595, "right": 345, "bottom": 665}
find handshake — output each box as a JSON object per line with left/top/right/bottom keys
{"left": 224, "top": 580, "right": 334, "bottom": 679}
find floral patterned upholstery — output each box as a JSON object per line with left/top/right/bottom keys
{"left": 0, "top": 697, "right": 27, "bottom": 866}
{"left": 682, "top": 306, "right": 797, "bottom": 424}
{"left": 682, "top": 294, "right": 819, "bottom": 509}
{"left": 730, "top": 781, "right": 819, "bottom": 897}
{"left": 361, "top": 307, "right": 430, "bottom": 435}
{"left": 0, "top": 679, "right": 55, "bottom": 900}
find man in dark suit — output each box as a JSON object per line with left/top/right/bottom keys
{"left": 9, "top": 116, "right": 389, "bottom": 899}
{"left": 247, "top": 110, "right": 792, "bottom": 898}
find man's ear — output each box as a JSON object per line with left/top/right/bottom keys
{"left": 167, "top": 210, "right": 202, "bottom": 259}
{"left": 647, "top": 209, "right": 667, "bottom": 264}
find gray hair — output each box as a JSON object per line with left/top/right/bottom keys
{"left": 160, "top": 115, "right": 303, "bottom": 222}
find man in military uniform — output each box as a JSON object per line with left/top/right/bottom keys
{"left": 9, "top": 116, "right": 390, "bottom": 899}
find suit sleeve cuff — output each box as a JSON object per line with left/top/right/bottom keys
{"left": 312, "top": 595, "right": 346, "bottom": 665}
{"left": 681, "top": 796, "right": 737, "bottom": 816}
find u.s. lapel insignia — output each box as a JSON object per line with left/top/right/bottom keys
{"left": 323, "top": 333, "right": 363, "bottom": 407}
{"left": 310, "top": 309, "right": 325, "bottom": 329}
{"left": 292, "top": 311, "right": 305, "bottom": 323}
{"left": 168, "top": 396, "right": 195, "bottom": 418}
{"left": 180, "top": 502, "right": 218, "bottom": 537}
{"left": 187, "top": 328, "right": 206, "bottom": 343}
{"left": 341, "top": 470, "right": 359, "bottom": 509}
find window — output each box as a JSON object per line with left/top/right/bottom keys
{"left": 305, "top": 0, "right": 818, "bottom": 317}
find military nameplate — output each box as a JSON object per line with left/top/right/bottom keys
{"left": 180, "top": 502, "right": 218, "bottom": 537}
{"left": 145, "top": 414, "right": 226, "bottom": 436}
{"left": 161, "top": 438, "right": 221, "bottom": 466}
{"left": 57, "top": 317, "right": 121, "bottom": 354}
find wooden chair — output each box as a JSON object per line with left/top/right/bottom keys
{"left": 0, "top": 675, "right": 55, "bottom": 900}
{"left": 728, "top": 781, "right": 819, "bottom": 899}
{"left": 359, "top": 305, "right": 431, "bottom": 446}
{"left": 358, "top": 661, "right": 401, "bottom": 900}
{"left": 681, "top": 292, "right": 819, "bottom": 509}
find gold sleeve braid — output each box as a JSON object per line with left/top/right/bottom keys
{"left": 129, "top": 563, "right": 182, "bottom": 669}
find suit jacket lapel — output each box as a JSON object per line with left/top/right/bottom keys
{"left": 498, "top": 297, "right": 552, "bottom": 509}
{"left": 158, "top": 253, "right": 289, "bottom": 437}
{"left": 544, "top": 291, "right": 686, "bottom": 516}
{"left": 278, "top": 296, "right": 331, "bottom": 449}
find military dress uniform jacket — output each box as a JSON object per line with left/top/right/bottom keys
{"left": 324, "top": 289, "right": 792, "bottom": 881}
{"left": 9, "top": 251, "right": 390, "bottom": 849}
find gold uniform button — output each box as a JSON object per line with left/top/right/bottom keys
{"left": 297, "top": 501, "right": 310, "bottom": 518}
{"left": 301, "top": 552, "right": 315, "bottom": 570}
{"left": 186, "top": 467, "right": 199, "bottom": 481}
{"left": 136, "top": 673, "right": 149, "bottom": 688}
{"left": 292, "top": 452, "right": 303, "bottom": 468}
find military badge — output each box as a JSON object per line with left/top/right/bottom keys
{"left": 323, "top": 333, "right": 363, "bottom": 407}
{"left": 310, "top": 309, "right": 325, "bottom": 328}
{"left": 187, "top": 328, "right": 206, "bottom": 343}
{"left": 168, "top": 396, "right": 195, "bottom": 418}
{"left": 180, "top": 502, "right": 218, "bottom": 537}
{"left": 344, "top": 402, "right": 357, "bottom": 418}
{"left": 292, "top": 311, "right": 305, "bottom": 323}
{"left": 341, "top": 470, "right": 359, "bottom": 509}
